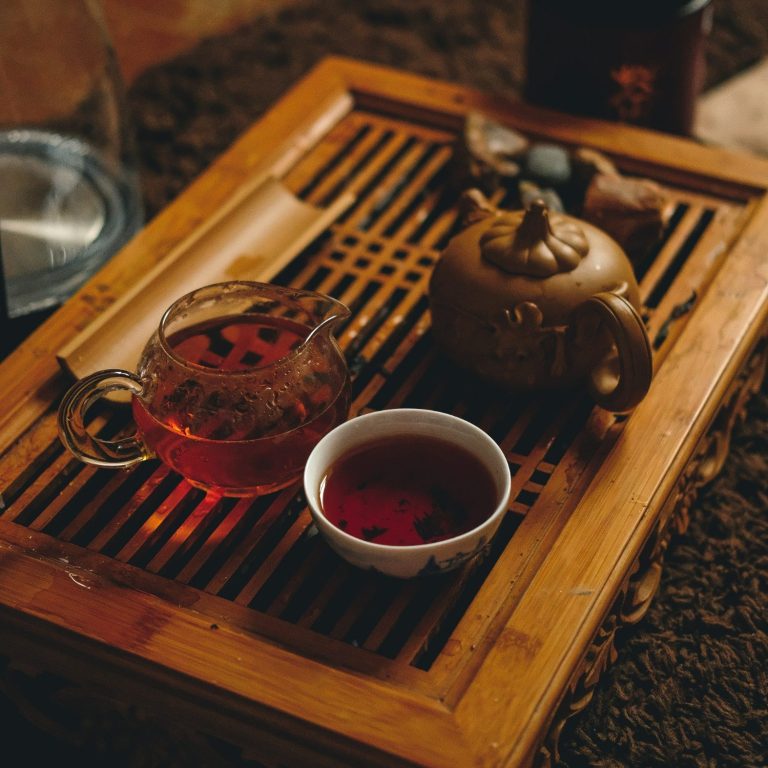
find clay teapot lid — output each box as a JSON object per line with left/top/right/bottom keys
{"left": 481, "top": 198, "right": 590, "bottom": 277}
{"left": 433, "top": 190, "right": 640, "bottom": 328}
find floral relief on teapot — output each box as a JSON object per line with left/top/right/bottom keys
{"left": 428, "top": 191, "right": 653, "bottom": 412}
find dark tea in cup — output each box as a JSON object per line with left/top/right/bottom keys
{"left": 320, "top": 434, "right": 498, "bottom": 546}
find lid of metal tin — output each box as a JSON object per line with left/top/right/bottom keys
{"left": 533, "top": 0, "right": 712, "bottom": 26}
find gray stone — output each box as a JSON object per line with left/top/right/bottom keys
{"left": 523, "top": 143, "right": 572, "bottom": 187}
{"left": 519, "top": 180, "right": 564, "bottom": 212}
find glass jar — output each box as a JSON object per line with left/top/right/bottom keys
{"left": 0, "top": 0, "right": 143, "bottom": 319}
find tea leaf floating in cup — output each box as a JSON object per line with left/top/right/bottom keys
{"left": 320, "top": 435, "right": 497, "bottom": 546}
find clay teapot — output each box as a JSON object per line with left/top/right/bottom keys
{"left": 428, "top": 191, "right": 652, "bottom": 411}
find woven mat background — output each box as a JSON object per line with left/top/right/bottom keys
{"left": 2, "top": 2, "right": 766, "bottom": 766}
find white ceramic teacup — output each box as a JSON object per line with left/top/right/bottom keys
{"left": 303, "top": 408, "right": 512, "bottom": 578}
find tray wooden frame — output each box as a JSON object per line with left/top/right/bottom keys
{"left": 1, "top": 57, "right": 767, "bottom": 767}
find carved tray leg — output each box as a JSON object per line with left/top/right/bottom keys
{"left": 537, "top": 338, "right": 767, "bottom": 768}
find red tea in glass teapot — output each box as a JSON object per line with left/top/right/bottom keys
{"left": 58, "top": 281, "right": 351, "bottom": 497}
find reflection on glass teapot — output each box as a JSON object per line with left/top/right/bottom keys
{"left": 428, "top": 192, "right": 653, "bottom": 412}
{"left": 58, "top": 281, "right": 351, "bottom": 497}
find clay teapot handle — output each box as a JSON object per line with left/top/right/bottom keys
{"left": 574, "top": 292, "right": 653, "bottom": 412}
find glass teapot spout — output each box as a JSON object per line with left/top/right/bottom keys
{"left": 303, "top": 294, "right": 351, "bottom": 345}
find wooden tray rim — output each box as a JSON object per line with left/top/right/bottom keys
{"left": 0, "top": 57, "right": 767, "bottom": 767}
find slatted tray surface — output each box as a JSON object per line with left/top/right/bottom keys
{"left": 1, "top": 58, "right": 767, "bottom": 767}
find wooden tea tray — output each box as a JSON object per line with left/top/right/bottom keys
{"left": 1, "top": 57, "right": 767, "bottom": 767}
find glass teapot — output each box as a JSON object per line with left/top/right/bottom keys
{"left": 58, "top": 281, "right": 351, "bottom": 497}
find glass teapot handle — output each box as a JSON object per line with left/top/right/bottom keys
{"left": 574, "top": 292, "right": 653, "bottom": 412}
{"left": 57, "top": 369, "right": 151, "bottom": 467}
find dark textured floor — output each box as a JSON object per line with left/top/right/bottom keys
{"left": 2, "top": 1, "right": 767, "bottom": 765}
{"left": 130, "top": 0, "right": 768, "bottom": 220}
{"left": 559, "top": 388, "right": 768, "bottom": 767}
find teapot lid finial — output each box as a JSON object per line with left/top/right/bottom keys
{"left": 517, "top": 198, "right": 551, "bottom": 244}
{"left": 480, "top": 199, "right": 590, "bottom": 278}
